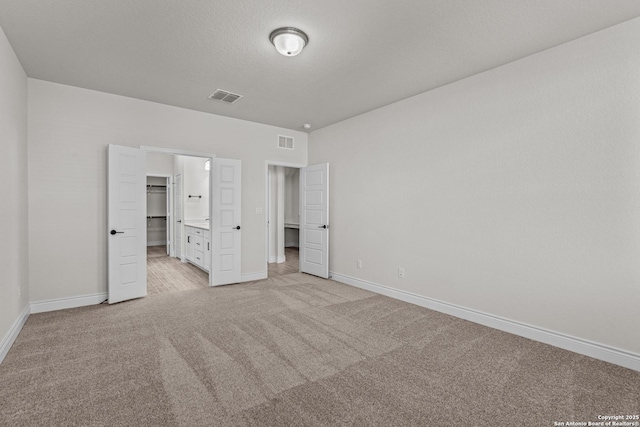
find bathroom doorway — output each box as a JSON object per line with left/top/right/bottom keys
{"left": 145, "top": 151, "right": 211, "bottom": 295}
{"left": 108, "top": 144, "right": 242, "bottom": 303}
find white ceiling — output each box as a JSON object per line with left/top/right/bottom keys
{"left": 2, "top": 1, "right": 640, "bottom": 132}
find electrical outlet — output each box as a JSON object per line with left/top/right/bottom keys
{"left": 398, "top": 268, "right": 405, "bottom": 278}
{"left": 357, "top": 260, "right": 362, "bottom": 269}
{"left": 17, "top": 286, "right": 21, "bottom": 299}
{"left": 256, "top": 207, "right": 264, "bottom": 215}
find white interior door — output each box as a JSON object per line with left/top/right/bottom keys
{"left": 108, "top": 144, "right": 147, "bottom": 303}
{"left": 300, "top": 163, "right": 330, "bottom": 278}
{"left": 165, "top": 177, "right": 171, "bottom": 255}
{"left": 211, "top": 158, "right": 241, "bottom": 285}
{"left": 174, "top": 174, "right": 182, "bottom": 259}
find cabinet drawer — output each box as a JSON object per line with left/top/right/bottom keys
{"left": 195, "top": 235, "right": 204, "bottom": 249}
{"left": 194, "top": 228, "right": 203, "bottom": 236}
{"left": 194, "top": 250, "right": 204, "bottom": 267}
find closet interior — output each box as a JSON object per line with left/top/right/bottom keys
{"left": 146, "top": 176, "right": 169, "bottom": 254}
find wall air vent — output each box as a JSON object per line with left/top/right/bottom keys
{"left": 278, "top": 135, "right": 294, "bottom": 150}
{"left": 208, "top": 89, "right": 243, "bottom": 104}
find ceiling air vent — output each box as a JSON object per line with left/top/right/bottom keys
{"left": 208, "top": 89, "right": 243, "bottom": 104}
{"left": 278, "top": 135, "right": 294, "bottom": 150}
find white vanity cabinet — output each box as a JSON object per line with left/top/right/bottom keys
{"left": 204, "top": 235, "right": 211, "bottom": 271}
{"left": 184, "top": 224, "right": 210, "bottom": 272}
{"left": 185, "top": 226, "right": 195, "bottom": 261}
{"left": 194, "top": 228, "right": 204, "bottom": 268}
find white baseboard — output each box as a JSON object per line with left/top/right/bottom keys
{"left": 330, "top": 272, "right": 640, "bottom": 372}
{"left": 241, "top": 271, "right": 267, "bottom": 282}
{"left": 0, "top": 304, "right": 30, "bottom": 364}
{"left": 147, "top": 241, "right": 166, "bottom": 247}
{"left": 30, "top": 293, "right": 108, "bottom": 314}
{"left": 268, "top": 256, "right": 286, "bottom": 264}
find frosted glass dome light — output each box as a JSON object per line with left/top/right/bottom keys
{"left": 269, "top": 27, "right": 309, "bottom": 57}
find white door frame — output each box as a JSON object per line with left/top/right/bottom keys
{"left": 174, "top": 173, "right": 183, "bottom": 260}
{"left": 264, "top": 160, "right": 306, "bottom": 275}
{"left": 141, "top": 146, "right": 215, "bottom": 287}
{"left": 145, "top": 173, "right": 172, "bottom": 254}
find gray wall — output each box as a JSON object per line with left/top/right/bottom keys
{"left": 0, "top": 24, "right": 29, "bottom": 353}
{"left": 27, "top": 79, "right": 307, "bottom": 302}
{"left": 309, "top": 18, "right": 640, "bottom": 355}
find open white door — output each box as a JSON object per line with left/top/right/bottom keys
{"left": 174, "top": 174, "right": 182, "bottom": 259}
{"left": 108, "top": 144, "right": 147, "bottom": 303}
{"left": 300, "top": 163, "right": 330, "bottom": 278}
{"left": 211, "top": 158, "right": 241, "bottom": 285}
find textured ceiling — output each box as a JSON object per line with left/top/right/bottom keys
{"left": 2, "top": 0, "right": 640, "bottom": 132}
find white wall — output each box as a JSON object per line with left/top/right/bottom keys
{"left": 182, "top": 156, "right": 210, "bottom": 221}
{"left": 284, "top": 168, "right": 300, "bottom": 247}
{"left": 28, "top": 80, "right": 307, "bottom": 302}
{"left": 309, "top": 18, "right": 640, "bottom": 355}
{"left": 268, "top": 166, "right": 285, "bottom": 263}
{"left": 284, "top": 168, "right": 300, "bottom": 225}
{"left": 0, "top": 24, "right": 29, "bottom": 354}
{"left": 147, "top": 152, "right": 174, "bottom": 176}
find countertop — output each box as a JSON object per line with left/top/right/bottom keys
{"left": 184, "top": 221, "right": 210, "bottom": 230}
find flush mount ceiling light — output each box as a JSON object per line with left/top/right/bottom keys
{"left": 269, "top": 27, "right": 309, "bottom": 57}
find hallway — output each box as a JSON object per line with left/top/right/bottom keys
{"left": 268, "top": 247, "right": 299, "bottom": 277}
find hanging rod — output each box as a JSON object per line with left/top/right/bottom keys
{"left": 146, "top": 216, "right": 167, "bottom": 219}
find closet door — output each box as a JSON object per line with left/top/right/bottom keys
{"left": 300, "top": 163, "right": 330, "bottom": 278}
{"left": 107, "top": 144, "right": 147, "bottom": 303}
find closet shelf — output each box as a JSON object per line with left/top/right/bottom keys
{"left": 146, "top": 184, "right": 167, "bottom": 195}
{"left": 147, "top": 216, "right": 167, "bottom": 219}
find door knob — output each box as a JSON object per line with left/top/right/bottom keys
{"left": 318, "top": 225, "right": 328, "bottom": 229}
{"left": 110, "top": 230, "right": 124, "bottom": 235}
{"left": 233, "top": 226, "right": 241, "bottom": 230}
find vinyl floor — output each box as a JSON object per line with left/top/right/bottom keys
{"left": 147, "top": 245, "right": 209, "bottom": 294}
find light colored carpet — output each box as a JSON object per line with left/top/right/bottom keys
{"left": 1, "top": 273, "right": 638, "bottom": 426}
